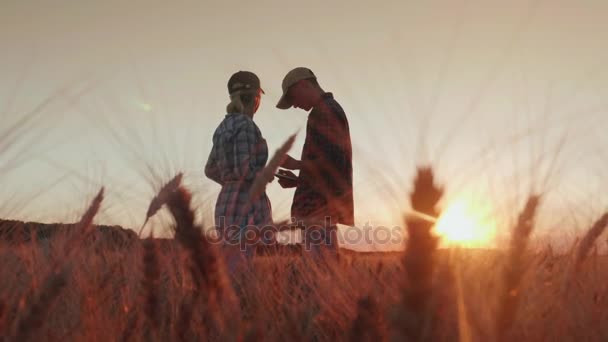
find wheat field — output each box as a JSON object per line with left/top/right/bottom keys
{"left": 1, "top": 168, "right": 607, "bottom": 342}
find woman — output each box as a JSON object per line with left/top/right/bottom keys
{"left": 205, "top": 71, "right": 273, "bottom": 266}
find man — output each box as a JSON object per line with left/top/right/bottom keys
{"left": 275, "top": 67, "right": 354, "bottom": 259}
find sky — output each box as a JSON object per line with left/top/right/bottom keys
{"left": 1, "top": 0, "right": 607, "bottom": 250}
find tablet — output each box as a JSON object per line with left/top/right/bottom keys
{"left": 275, "top": 172, "right": 298, "bottom": 181}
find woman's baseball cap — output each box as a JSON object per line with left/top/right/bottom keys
{"left": 227, "top": 71, "right": 265, "bottom": 95}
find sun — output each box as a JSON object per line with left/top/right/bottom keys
{"left": 434, "top": 197, "right": 496, "bottom": 248}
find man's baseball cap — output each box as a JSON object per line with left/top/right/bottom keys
{"left": 276, "top": 67, "right": 317, "bottom": 109}
{"left": 227, "top": 71, "right": 265, "bottom": 95}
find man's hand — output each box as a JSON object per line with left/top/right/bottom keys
{"left": 281, "top": 154, "right": 301, "bottom": 170}
{"left": 277, "top": 169, "right": 298, "bottom": 188}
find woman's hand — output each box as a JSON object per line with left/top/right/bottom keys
{"left": 281, "top": 154, "right": 301, "bottom": 170}
{"left": 276, "top": 169, "right": 298, "bottom": 188}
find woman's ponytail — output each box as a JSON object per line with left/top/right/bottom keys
{"left": 226, "top": 90, "right": 256, "bottom": 114}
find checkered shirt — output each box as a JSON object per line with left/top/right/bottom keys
{"left": 292, "top": 93, "right": 354, "bottom": 226}
{"left": 205, "top": 113, "right": 272, "bottom": 237}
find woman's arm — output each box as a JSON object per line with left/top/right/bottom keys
{"left": 234, "top": 119, "right": 263, "bottom": 182}
{"left": 204, "top": 148, "right": 223, "bottom": 185}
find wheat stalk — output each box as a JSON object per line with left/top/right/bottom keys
{"left": 575, "top": 212, "right": 608, "bottom": 269}
{"left": 8, "top": 186, "right": 106, "bottom": 341}
{"left": 53, "top": 187, "right": 104, "bottom": 262}
{"left": 78, "top": 187, "right": 104, "bottom": 231}
{"left": 142, "top": 235, "right": 161, "bottom": 339}
{"left": 248, "top": 132, "right": 296, "bottom": 203}
{"left": 11, "top": 269, "right": 68, "bottom": 342}
{"left": 166, "top": 186, "right": 237, "bottom": 340}
{"left": 0, "top": 299, "right": 5, "bottom": 336}
{"left": 393, "top": 166, "right": 444, "bottom": 341}
{"left": 139, "top": 172, "right": 183, "bottom": 236}
{"left": 349, "top": 295, "right": 386, "bottom": 342}
{"left": 120, "top": 311, "right": 140, "bottom": 342}
{"left": 496, "top": 194, "right": 540, "bottom": 341}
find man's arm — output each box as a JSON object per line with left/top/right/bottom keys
{"left": 281, "top": 154, "right": 302, "bottom": 170}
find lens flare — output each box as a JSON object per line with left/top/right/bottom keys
{"left": 135, "top": 101, "right": 152, "bottom": 112}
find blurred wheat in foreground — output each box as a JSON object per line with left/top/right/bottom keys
{"left": 1, "top": 167, "right": 607, "bottom": 341}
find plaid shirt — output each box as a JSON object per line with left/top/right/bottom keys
{"left": 205, "top": 113, "right": 272, "bottom": 235}
{"left": 292, "top": 93, "right": 354, "bottom": 226}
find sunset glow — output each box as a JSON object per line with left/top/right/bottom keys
{"left": 435, "top": 197, "right": 496, "bottom": 248}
